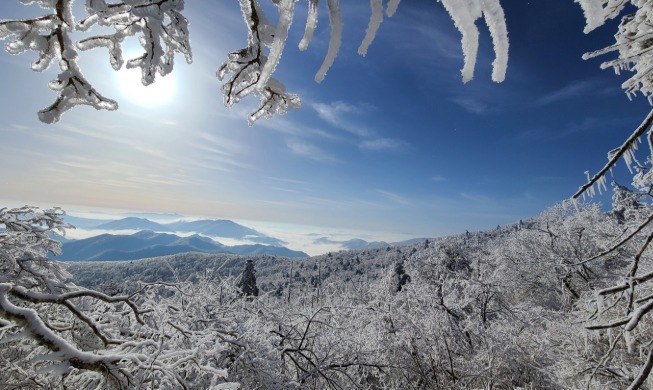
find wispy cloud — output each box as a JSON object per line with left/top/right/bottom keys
{"left": 359, "top": 138, "right": 407, "bottom": 151}
{"left": 286, "top": 139, "right": 341, "bottom": 163}
{"left": 375, "top": 189, "right": 414, "bottom": 206}
{"left": 460, "top": 192, "right": 493, "bottom": 204}
{"left": 312, "top": 100, "right": 409, "bottom": 154}
{"left": 262, "top": 176, "right": 314, "bottom": 194}
{"left": 312, "top": 101, "right": 372, "bottom": 137}
{"left": 513, "top": 115, "right": 639, "bottom": 142}
{"left": 450, "top": 97, "right": 491, "bottom": 115}
{"left": 431, "top": 175, "right": 447, "bottom": 182}
{"left": 536, "top": 79, "right": 603, "bottom": 106}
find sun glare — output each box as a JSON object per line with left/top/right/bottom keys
{"left": 116, "top": 67, "right": 177, "bottom": 107}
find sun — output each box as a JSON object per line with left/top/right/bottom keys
{"left": 116, "top": 67, "right": 177, "bottom": 107}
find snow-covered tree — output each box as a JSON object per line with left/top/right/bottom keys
{"left": 0, "top": 206, "right": 236, "bottom": 389}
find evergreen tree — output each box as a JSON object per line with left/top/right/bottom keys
{"left": 394, "top": 261, "right": 411, "bottom": 292}
{"left": 238, "top": 259, "right": 259, "bottom": 297}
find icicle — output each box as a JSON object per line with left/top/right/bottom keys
{"left": 598, "top": 174, "right": 607, "bottom": 194}
{"left": 315, "top": 0, "right": 342, "bottom": 83}
{"left": 576, "top": 0, "right": 606, "bottom": 33}
{"left": 480, "top": 0, "right": 508, "bottom": 82}
{"left": 299, "top": 0, "right": 319, "bottom": 51}
{"left": 386, "top": 0, "right": 401, "bottom": 16}
{"left": 256, "top": 0, "right": 295, "bottom": 91}
{"left": 440, "top": 0, "right": 481, "bottom": 83}
{"left": 358, "top": 0, "right": 383, "bottom": 56}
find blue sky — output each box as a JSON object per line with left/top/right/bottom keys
{"left": 0, "top": 0, "right": 649, "bottom": 243}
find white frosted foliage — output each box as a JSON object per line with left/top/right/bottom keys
{"left": 439, "top": 0, "right": 509, "bottom": 83}
{"left": 386, "top": 0, "right": 402, "bottom": 17}
{"left": 299, "top": 0, "right": 319, "bottom": 50}
{"left": 4, "top": 0, "right": 513, "bottom": 123}
{"left": 256, "top": 0, "right": 295, "bottom": 92}
{"left": 358, "top": 0, "right": 384, "bottom": 56}
{"left": 576, "top": 0, "right": 607, "bottom": 33}
{"left": 480, "top": 0, "right": 508, "bottom": 82}
{"left": 315, "top": 0, "right": 343, "bottom": 83}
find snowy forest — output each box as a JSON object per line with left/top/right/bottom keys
{"left": 6, "top": 0, "right": 653, "bottom": 389}
{"left": 6, "top": 190, "right": 653, "bottom": 389}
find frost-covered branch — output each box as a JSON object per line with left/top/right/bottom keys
{"left": 0, "top": 0, "right": 118, "bottom": 123}
{"left": 3, "top": 0, "right": 510, "bottom": 123}
{"left": 77, "top": 0, "right": 192, "bottom": 86}
{"left": 218, "top": 0, "right": 509, "bottom": 123}
{"left": 580, "top": 0, "right": 653, "bottom": 100}
{"left": 217, "top": 0, "right": 301, "bottom": 125}
{"left": 573, "top": 109, "right": 653, "bottom": 199}
{"left": 439, "top": 0, "right": 508, "bottom": 83}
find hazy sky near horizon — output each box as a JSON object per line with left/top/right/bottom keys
{"left": 0, "top": 1, "right": 649, "bottom": 239}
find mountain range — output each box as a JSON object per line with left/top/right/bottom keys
{"left": 53, "top": 230, "right": 308, "bottom": 261}
{"left": 312, "top": 236, "right": 429, "bottom": 250}
{"left": 66, "top": 216, "right": 284, "bottom": 246}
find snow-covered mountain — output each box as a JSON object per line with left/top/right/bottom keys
{"left": 53, "top": 230, "right": 307, "bottom": 261}
{"left": 66, "top": 216, "right": 284, "bottom": 246}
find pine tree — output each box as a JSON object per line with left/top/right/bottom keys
{"left": 238, "top": 259, "right": 259, "bottom": 297}
{"left": 394, "top": 261, "right": 411, "bottom": 292}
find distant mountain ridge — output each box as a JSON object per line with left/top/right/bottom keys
{"left": 68, "top": 216, "right": 284, "bottom": 246}
{"left": 313, "top": 236, "right": 429, "bottom": 250}
{"left": 53, "top": 230, "right": 307, "bottom": 261}
{"left": 95, "top": 217, "right": 172, "bottom": 232}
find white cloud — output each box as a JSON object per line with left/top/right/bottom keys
{"left": 312, "top": 101, "right": 372, "bottom": 137}
{"left": 536, "top": 79, "right": 602, "bottom": 106}
{"left": 450, "top": 97, "right": 490, "bottom": 114}
{"left": 286, "top": 139, "right": 340, "bottom": 163}
{"left": 430, "top": 175, "right": 447, "bottom": 182}
{"left": 359, "top": 138, "right": 408, "bottom": 151}
{"left": 375, "top": 189, "right": 414, "bottom": 206}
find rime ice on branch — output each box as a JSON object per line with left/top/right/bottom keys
{"left": 219, "top": 0, "right": 510, "bottom": 123}
{"left": 0, "top": 0, "right": 192, "bottom": 123}
{"left": 0, "top": 0, "right": 117, "bottom": 123}
{"left": 0, "top": 0, "right": 512, "bottom": 124}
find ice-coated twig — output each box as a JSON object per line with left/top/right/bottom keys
{"left": 77, "top": 0, "right": 192, "bottom": 86}
{"left": 574, "top": 109, "right": 653, "bottom": 199}
{"left": 314, "top": 0, "right": 343, "bottom": 83}
{"left": 218, "top": 0, "right": 300, "bottom": 125}
{"left": 358, "top": 0, "right": 383, "bottom": 56}
{"left": 299, "top": 0, "right": 319, "bottom": 50}
{"left": 439, "top": 0, "right": 508, "bottom": 83}
{"left": 0, "top": 0, "right": 118, "bottom": 123}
